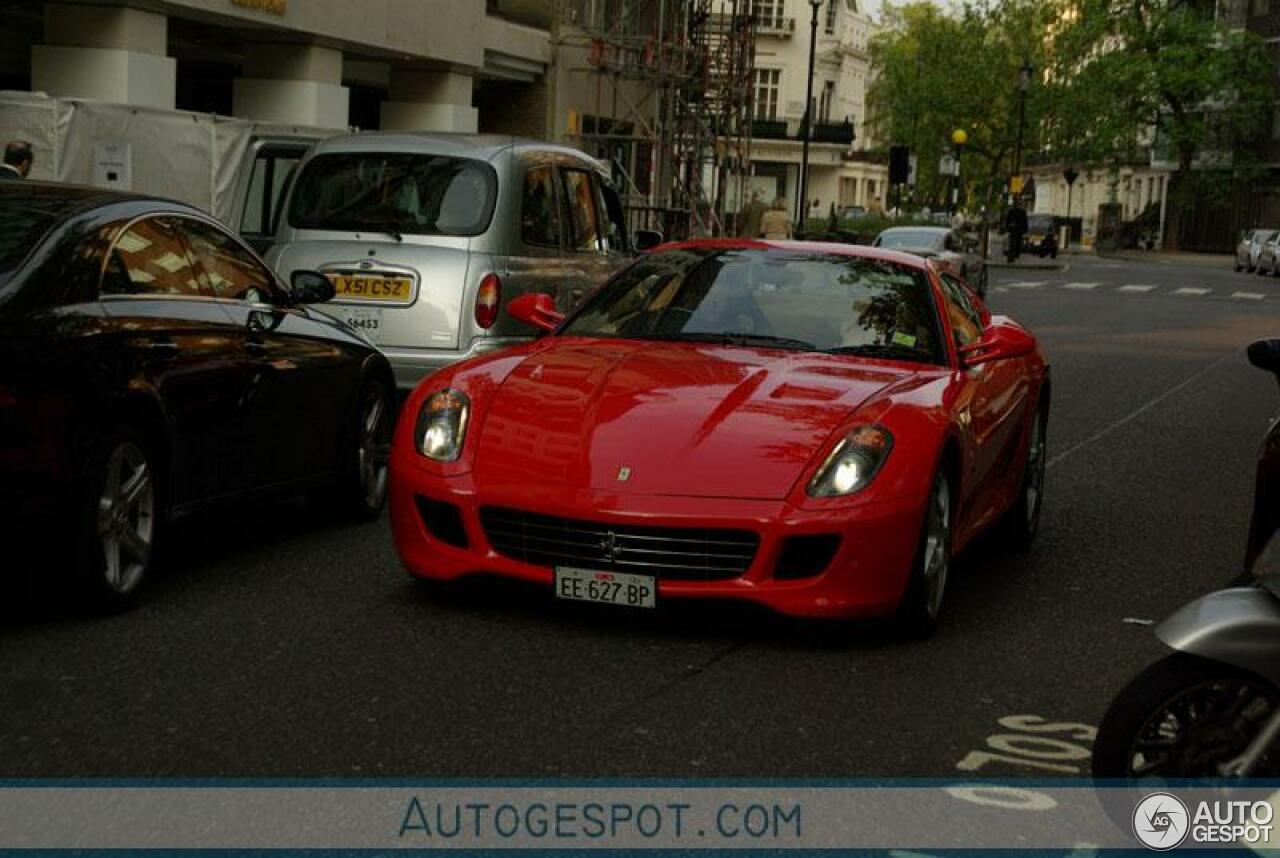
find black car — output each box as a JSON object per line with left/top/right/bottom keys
{"left": 0, "top": 183, "right": 395, "bottom": 608}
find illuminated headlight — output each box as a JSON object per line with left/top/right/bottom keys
{"left": 415, "top": 389, "right": 470, "bottom": 462}
{"left": 807, "top": 426, "right": 893, "bottom": 498}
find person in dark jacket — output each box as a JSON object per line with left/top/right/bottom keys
{"left": 1004, "top": 202, "right": 1028, "bottom": 262}
{"left": 1, "top": 141, "right": 32, "bottom": 179}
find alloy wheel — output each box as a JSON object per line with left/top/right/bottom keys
{"left": 922, "top": 477, "right": 951, "bottom": 619}
{"left": 358, "top": 390, "right": 391, "bottom": 510}
{"left": 1025, "top": 415, "right": 1046, "bottom": 527}
{"left": 96, "top": 440, "right": 154, "bottom": 594}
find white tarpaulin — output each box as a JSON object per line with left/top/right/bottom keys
{"left": 0, "top": 91, "right": 343, "bottom": 226}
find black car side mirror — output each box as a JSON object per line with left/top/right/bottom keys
{"left": 1248, "top": 339, "right": 1280, "bottom": 375}
{"left": 291, "top": 270, "right": 336, "bottom": 304}
{"left": 633, "top": 229, "right": 664, "bottom": 252}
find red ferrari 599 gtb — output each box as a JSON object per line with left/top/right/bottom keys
{"left": 390, "top": 240, "right": 1049, "bottom": 635}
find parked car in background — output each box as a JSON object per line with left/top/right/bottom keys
{"left": 390, "top": 241, "right": 1048, "bottom": 635}
{"left": 0, "top": 183, "right": 395, "bottom": 609}
{"left": 872, "top": 226, "right": 987, "bottom": 295}
{"left": 1237, "top": 228, "right": 1277, "bottom": 272}
{"left": 839, "top": 205, "right": 868, "bottom": 220}
{"left": 268, "top": 133, "right": 656, "bottom": 391}
{"left": 1258, "top": 235, "right": 1280, "bottom": 277}
{"left": 1023, "top": 213, "right": 1060, "bottom": 259}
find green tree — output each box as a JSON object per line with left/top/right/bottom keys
{"left": 868, "top": 0, "right": 1060, "bottom": 216}
{"left": 1047, "top": 0, "right": 1273, "bottom": 248}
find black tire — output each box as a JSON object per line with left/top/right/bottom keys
{"left": 1001, "top": 400, "right": 1048, "bottom": 550}
{"left": 73, "top": 426, "right": 162, "bottom": 612}
{"left": 892, "top": 469, "right": 953, "bottom": 638}
{"left": 1093, "top": 652, "right": 1280, "bottom": 779}
{"left": 337, "top": 377, "right": 394, "bottom": 521}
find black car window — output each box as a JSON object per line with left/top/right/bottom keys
{"left": 176, "top": 218, "right": 277, "bottom": 304}
{"left": 521, "top": 165, "right": 562, "bottom": 248}
{"left": 598, "top": 180, "right": 630, "bottom": 253}
{"left": 102, "top": 217, "right": 206, "bottom": 298}
{"left": 938, "top": 273, "right": 983, "bottom": 349}
{"left": 561, "top": 248, "right": 946, "bottom": 364}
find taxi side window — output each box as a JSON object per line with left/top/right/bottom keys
{"left": 561, "top": 168, "right": 602, "bottom": 252}
{"left": 939, "top": 273, "right": 983, "bottom": 349}
{"left": 101, "top": 217, "right": 205, "bottom": 297}
{"left": 521, "top": 165, "right": 562, "bottom": 248}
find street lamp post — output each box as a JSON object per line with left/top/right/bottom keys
{"left": 1012, "top": 58, "right": 1033, "bottom": 205}
{"left": 950, "top": 128, "right": 967, "bottom": 218}
{"left": 1063, "top": 165, "right": 1079, "bottom": 249}
{"left": 797, "top": 0, "right": 822, "bottom": 232}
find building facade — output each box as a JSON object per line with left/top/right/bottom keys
{"left": 0, "top": 0, "right": 551, "bottom": 140}
{"left": 734, "top": 0, "right": 887, "bottom": 224}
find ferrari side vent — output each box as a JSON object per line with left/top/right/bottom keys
{"left": 415, "top": 496, "right": 469, "bottom": 548}
{"left": 773, "top": 534, "right": 841, "bottom": 580}
{"left": 479, "top": 506, "right": 758, "bottom": 581}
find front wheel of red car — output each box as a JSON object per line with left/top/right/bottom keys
{"left": 1003, "top": 402, "right": 1048, "bottom": 550}
{"left": 893, "top": 469, "right": 952, "bottom": 638}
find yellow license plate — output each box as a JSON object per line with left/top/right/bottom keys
{"left": 328, "top": 273, "right": 413, "bottom": 301}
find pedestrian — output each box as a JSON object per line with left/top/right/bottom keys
{"left": 1, "top": 141, "right": 32, "bottom": 180}
{"left": 737, "top": 191, "right": 766, "bottom": 239}
{"left": 759, "top": 196, "right": 792, "bottom": 239}
{"left": 1004, "top": 200, "right": 1028, "bottom": 262}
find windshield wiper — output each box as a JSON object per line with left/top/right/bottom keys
{"left": 639, "top": 331, "right": 818, "bottom": 351}
{"left": 826, "top": 342, "right": 930, "bottom": 362}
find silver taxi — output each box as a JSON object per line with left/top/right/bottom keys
{"left": 267, "top": 133, "right": 653, "bottom": 390}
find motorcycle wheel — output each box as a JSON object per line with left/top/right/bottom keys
{"left": 1092, "top": 652, "right": 1280, "bottom": 778}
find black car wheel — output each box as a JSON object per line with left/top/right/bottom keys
{"left": 892, "top": 469, "right": 952, "bottom": 638}
{"left": 342, "top": 378, "right": 394, "bottom": 521}
{"left": 75, "top": 426, "right": 161, "bottom": 610}
{"left": 1002, "top": 400, "right": 1048, "bottom": 550}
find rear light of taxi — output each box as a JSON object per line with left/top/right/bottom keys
{"left": 474, "top": 274, "right": 501, "bottom": 329}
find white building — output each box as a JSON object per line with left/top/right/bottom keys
{"left": 730, "top": 0, "right": 888, "bottom": 222}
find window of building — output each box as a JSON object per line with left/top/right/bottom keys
{"left": 522, "top": 165, "right": 562, "bottom": 248}
{"left": 755, "top": 69, "right": 781, "bottom": 120}
{"left": 825, "top": 0, "right": 838, "bottom": 33}
{"left": 753, "top": 0, "right": 788, "bottom": 28}
{"left": 819, "top": 80, "right": 836, "bottom": 122}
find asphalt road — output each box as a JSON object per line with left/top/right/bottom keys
{"left": 3, "top": 252, "right": 1279, "bottom": 779}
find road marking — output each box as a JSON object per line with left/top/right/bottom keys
{"left": 1173, "top": 287, "right": 1210, "bottom": 296}
{"left": 1061, "top": 281, "right": 1100, "bottom": 290}
{"left": 1118, "top": 284, "right": 1156, "bottom": 292}
{"left": 1232, "top": 291, "right": 1266, "bottom": 300}
{"left": 1001, "top": 280, "right": 1045, "bottom": 288}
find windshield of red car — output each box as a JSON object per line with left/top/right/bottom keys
{"left": 560, "top": 248, "right": 946, "bottom": 365}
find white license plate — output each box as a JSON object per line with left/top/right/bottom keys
{"left": 342, "top": 307, "right": 383, "bottom": 342}
{"left": 554, "top": 567, "right": 657, "bottom": 609}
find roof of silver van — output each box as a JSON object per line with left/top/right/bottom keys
{"left": 309, "top": 132, "right": 606, "bottom": 169}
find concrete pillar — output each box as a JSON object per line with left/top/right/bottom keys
{"left": 32, "top": 3, "right": 175, "bottom": 109}
{"left": 381, "top": 71, "right": 477, "bottom": 133}
{"left": 233, "top": 44, "right": 349, "bottom": 128}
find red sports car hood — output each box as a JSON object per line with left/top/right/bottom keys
{"left": 473, "top": 338, "right": 913, "bottom": 500}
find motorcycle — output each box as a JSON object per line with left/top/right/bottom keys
{"left": 1092, "top": 340, "right": 1280, "bottom": 779}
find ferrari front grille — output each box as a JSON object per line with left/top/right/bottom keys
{"left": 478, "top": 506, "right": 759, "bottom": 581}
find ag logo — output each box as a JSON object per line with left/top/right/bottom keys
{"left": 1133, "top": 792, "right": 1190, "bottom": 850}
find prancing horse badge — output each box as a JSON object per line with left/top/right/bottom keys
{"left": 616, "top": 466, "right": 632, "bottom": 482}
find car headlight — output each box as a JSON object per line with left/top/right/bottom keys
{"left": 807, "top": 426, "right": 893, "bottom": 498}
{"left": 415, "top": 389, "right": 470, "bottom": 462}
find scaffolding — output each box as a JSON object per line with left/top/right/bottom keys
{"left": 556, "top": 0, "right": 756, "bottom": 239}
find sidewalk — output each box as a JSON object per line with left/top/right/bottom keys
{"left": 1093, "top": 248, "right": 1234, "bottom": 267}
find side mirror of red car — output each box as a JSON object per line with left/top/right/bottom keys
{"left": 958, "top": 319, "right": 1035, "bottom": 368}
{"left": 507, "top": 292, "right": 564, "bottom": 333}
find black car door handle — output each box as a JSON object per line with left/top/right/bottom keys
{"left": 141, "top": 339, "right": 179, "bottom": 358}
